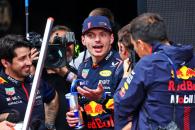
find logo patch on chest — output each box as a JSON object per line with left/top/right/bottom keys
{"left": 99, "top": 70, "right": 112, "bottom": 77}
{"left": 5, "top": 87, "right": 15, "bottom": 96}
{"left": 82, "top": 69, "right": 89, "bottom": 78}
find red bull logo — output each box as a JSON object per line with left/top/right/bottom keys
{"left": 84, "top": 101, "right": 106, "bottom": 116}
{"left": 0, "top": 77, "right": 7, "bottom": 84}
{"left": 172, "top": 66, "right": 195, "bottom": 80}
{"left": 87, "top": 115, "right": 114, "bottom": 128}
{"left": 105, "top": 99, "right": 114, "bottom": 110}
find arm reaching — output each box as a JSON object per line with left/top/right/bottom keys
{"left": 44, "top": 91, "right": 59, "bottom": 128}
{"left": 77, "top": 83, "right": 104, "bottom": 100}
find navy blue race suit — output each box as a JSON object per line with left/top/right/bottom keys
{"left": 77, "top": 49, "right": 123, "bottom": 130}
{"left": 0, "top": 69, "right": 56, "bottom": 129}
{"left": 114, "top": 43, "right": 195, "bottom": 130}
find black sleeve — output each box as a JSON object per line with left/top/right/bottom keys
{"left": 40, "top": 80, "right": 56, "bottom": 103}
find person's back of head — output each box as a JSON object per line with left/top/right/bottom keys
{"left": 51, "top": 25, "right": 71, "bottom": 32}
{"left": 118, "top": 24, "right": 133, "bottom": 50}
{"left": 118, "top": 24, "right": 139, "bottom": 63}
{"left": 0, "top": 34, "right": 31, "bottom": 65}
{"left": 89, "top": 8, "right": 115, "bottom": 24}
{"left": 130, "top": 12, "right": 168, "bottom": 44}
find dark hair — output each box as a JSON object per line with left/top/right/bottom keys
{"left": 51, "top": 25, "right": 71, "bottom": 35}
{"left": 118, "top": 24, "right": 133, "bottom": 50}
{"left": 130, "top": 13, "right": 168, "bottom": 44}
{"left": 50, "top": 25, "right": 72, "bottom": 45}
{"left": 0, "top": 34, "right": 31, "bottom": 64}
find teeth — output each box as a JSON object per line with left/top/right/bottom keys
{"left": 93, "top": 45, "right": 103, "bottom": 48}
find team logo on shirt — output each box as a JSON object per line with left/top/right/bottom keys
{"left": 0, "top": 77, "right": 7, "bottom": 84}
{"left": 172, "top": 66, "right": 195, "bottom": 80}
{"left": 110, "top": 58, "right": 122, "bottom": 68}
{"left": 5, "top": 87, "right": 15, "bottom": 96}
{"left": 119, "top": 82, "right": 129, "bottom": 97}
{"left": 111, "top": 61, "right": 119, "bottom": 67}
{"left": 84, "top": 99, "right": 114, "bottom": 117}
{"left": 105, "top": 99, "right": 114, "bottom": 110}
{"left": 84, "top": 101, "right": 106, "bottom": 116}
{"left": 99, "top": 70, "right": 112, "bottom": 77}
{"left": 82, "top": 69, "right": 89, "bottom": 78}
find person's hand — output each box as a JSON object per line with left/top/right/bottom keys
{"left": 66, "top": 111, "right": 79, "bottom": 127}
{"left": 123, "top": 58, "right": 132, "bottom": 78}
{"left": 51, "top": 66, "right": 69, "bottom": 77}
{"left": 77, "top": 83, "right": 104, "bottom": 100}
{"left": 0, "top": 121, "right": 15, "bottom": 130}
{"left": 30, "top": 48, "right": 39, "bottom": 75}
{"left": 30, "top": 48, "right": 39, "bottom": 61}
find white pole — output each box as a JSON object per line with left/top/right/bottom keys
{"left": 22, "top": 17, "right": 54, "bottom": 130}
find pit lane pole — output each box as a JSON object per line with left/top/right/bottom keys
{"left": 22, "top": 17, "right": 54, "bottom": 130}
{"left": 25, "top": 0, "right": 29, "bottom": 39}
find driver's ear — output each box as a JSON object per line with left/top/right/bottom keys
{"left": 81, "top": 35, "right": 86, "bottom": 46}
{"left": 118, "top": 43, "right": 125, "bottom": 54}
{"left": 1, "top": 59, "right": 11, "bottom": 68}
{"left": 110, "top": 34, "right": 114, "bottom": 45}
{"left": 137, "top": 39, "right": 144, "bottom": 50}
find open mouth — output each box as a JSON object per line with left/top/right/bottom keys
{"left": 93, "top": 45, "right": 103, "bottom": 48}
{"left": 92, "top": 45, "right": 104, "bottom": 53}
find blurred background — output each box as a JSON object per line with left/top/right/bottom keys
{"left": 1, "top": 0, "right": 195, "bottom": 51}
{"left": 0, "top": 0, "right": 137, "bottom": 41}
